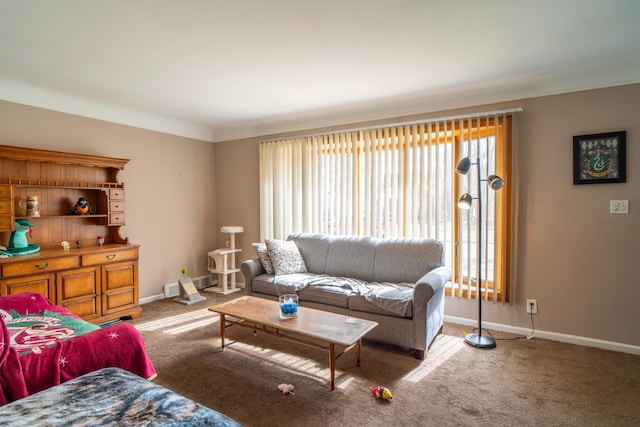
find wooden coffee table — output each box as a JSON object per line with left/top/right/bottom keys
{"left": 208, "top": 296, "right": 378, "bottom": 390}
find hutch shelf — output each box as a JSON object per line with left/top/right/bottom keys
{"left": 0, "top": 145, "right": 141, "bottom": 324}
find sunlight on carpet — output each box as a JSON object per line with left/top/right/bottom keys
{"left": 402, "top": 334, "right": 464, "bottom": 382}
{"left": 163, "top": 317, "right": 219, "bottom": 335}
{"left": 134, "top": 308, "right": 216, "bottom": 332}
{"left": 228, "top": 341, "right": 349, "bottom": 387}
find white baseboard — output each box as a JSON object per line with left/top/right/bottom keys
{"left": 140, "top": 278, "right": 244, "bottom": 305}
{"left": 445, "top": 315, "right": 640, "bottom": 356}
{"left": 140, "top": 293, "right": 165, "bottom": 304}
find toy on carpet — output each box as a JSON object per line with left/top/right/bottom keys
{"left": 370, "top": 385, "right": 393, "bottom": 401}
{"left": 277, "top": 383, "right": 295, "bottom": 395}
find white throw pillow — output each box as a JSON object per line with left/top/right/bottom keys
{"left": 252, "top": 243, "right": 274, "bottom": 275}
{"left": 265, "top": 239, "right": 307, "bottom": 275}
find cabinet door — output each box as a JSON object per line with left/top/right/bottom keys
{"left": 1, "top": 273, "right": 55, "bottom": 300}
{"left": 56, "top": 266, "right": 101, "bottom": 320}
{"left": 101, "top": 261, "right": 138, "bottom": 316}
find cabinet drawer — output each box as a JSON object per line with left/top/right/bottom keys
{"left": 0, "top": 185, "right": 11, "bottom": 199}
{"left": 109, "top": 213, "right": 125, "bottom": 225}
{"left": 82, "top": 248, "right": 138, "bottom": 266}
{"left": 109, "top": 200, "right": 124, "bottom": 212}
{"left": 0, "top": 201, "right": 12, "bottom": 214}
{"left": 109, "top": 189, "right": 124, "bottom": 200}
{"left": 2, "top": 256, "right": 81, "bottom": 277}
{"left": 0, "top": 214, "right": 13, "bottom": 230}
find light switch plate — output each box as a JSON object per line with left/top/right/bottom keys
{"left": 610, "top": 200, "right": 629, "bottom": 214}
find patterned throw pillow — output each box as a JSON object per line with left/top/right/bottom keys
{"left": 252, "top": 243, "right": 274, "bottom": 275}
{"left": 265, "top": 239, "right": 307, "bottom": 275}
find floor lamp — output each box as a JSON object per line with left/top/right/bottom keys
{"left": 455, "top": 156, "right": 504, "bottom": 349}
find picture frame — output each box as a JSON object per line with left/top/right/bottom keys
{"left": 573, "top": 131, "right": 626, "bottom": 185}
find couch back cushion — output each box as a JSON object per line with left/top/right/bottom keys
{"left": 289, "top": 233, "right": 445, "bottom": 283}
{"left": 287, "top": 233, "right": 332, "bottom": 273}
{"left": 372, "top": 237, "right": 444, "bottom": 283}
{"left": 289, "top": 233, "right": 376, "bottom": 280}
{"left": 324, "top": 235, "right": 376, "bottom": 281}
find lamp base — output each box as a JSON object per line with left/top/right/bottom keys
{"left": 464, "top": 333, "right": 496, "bottom": 349}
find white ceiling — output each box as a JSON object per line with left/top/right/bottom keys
{"left": 1, "top": 0, "right": 640, "bottom": 143}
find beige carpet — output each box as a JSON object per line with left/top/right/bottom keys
{"left": 128, "top": 292, "right": 640, "bottom": 427}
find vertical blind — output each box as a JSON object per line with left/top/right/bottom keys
{"left": 259, "top": 109, "right": 519, "bottom": 303}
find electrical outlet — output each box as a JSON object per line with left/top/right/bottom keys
{"left": 526, "top": 299, "right": 538, "bottom": 314}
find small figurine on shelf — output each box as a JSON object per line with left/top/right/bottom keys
{"left": 7, "top": 219, "right": 40, "bottom": 255}
{"left": 72, "top": 197, "right": 92, "bottom": 215}
{"left": 61, "top": 241, "right": 70, "bottom": 251}
{"left": 97, "top": 235, "right": 105, "bottom": 247}
{"left": 76, "top": 240, "right": 82, "bottom": 249}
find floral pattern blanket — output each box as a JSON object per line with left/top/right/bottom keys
{"left": 0, "top": 292, "right": 156, "bottom": 405}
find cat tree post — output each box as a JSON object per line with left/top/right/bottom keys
{"left": 207, "top": 226, "right": 244, "bottom": 295}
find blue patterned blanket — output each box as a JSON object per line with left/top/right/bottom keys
{"left": 0, "top": 367, "right": 242, "bottom": 426}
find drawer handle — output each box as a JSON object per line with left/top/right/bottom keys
{"left": 35, "top": 262, "right": 49, "bottom": 269}
{"left": 106, "top": 254, "right": 117, "bottom": 260}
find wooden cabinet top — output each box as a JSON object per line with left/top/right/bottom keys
{"left": 0, "top": 145, "right": 129, "bottom": 170}
{"left": 0, "top": 243, "right": 140, "bottom": 266}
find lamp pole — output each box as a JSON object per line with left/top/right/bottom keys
{"left": 464, "top": 157, "right": 496, "bottom": 348}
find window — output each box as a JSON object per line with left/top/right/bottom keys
{"left": 259, "top": 111, "right": 517, "bottom": 302}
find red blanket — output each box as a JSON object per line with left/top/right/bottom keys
{"left": 0, "top": 292, "right": 156, "bottom": 405}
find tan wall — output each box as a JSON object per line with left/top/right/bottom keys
{"left": 0, "top": 100, "right": 218, "bottom": 299}
{"left": 1, "top": 83, "right": 637, "bottom": 347}
{"left": 215, "top": 84, "right": 640, "bottom": 347}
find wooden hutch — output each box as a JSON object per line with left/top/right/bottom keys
{"left": 0, "top": 145, "right": 141, "bottom": 324}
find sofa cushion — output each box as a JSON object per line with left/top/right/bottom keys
{"left": 372, "top": 238, "right": 444, "bottom": 283}
{"left": 324, "top": 236, "right": 375, "bottom": 281}
{"left": 250, "top": 275, "right": 278, "bottom": 296}
{"left": 348, "top": 283, "right": 414, "bottom": 318}
{"left": 265, "top": 239, "right": 307, "bottom": 275}
{"left": 252, "top": 243, "right": 274, "bottom": 275}
{"left": 288, "top": 233, "right": 332, "bottom": 274}
{"left": 251, "top": 273, "right": 318, "bottom": 297}
{"left": 298, "top": 285, "right": 350, "bottom": 308}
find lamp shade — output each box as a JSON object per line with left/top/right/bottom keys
{"left": 455, "top": 157, "right": 472, "bottom": 174}
{"left": 487, "top": 175, "right": 505, "bottom": 190}
{"left": 457, "top": 193, "right": 473, "bottom": 209}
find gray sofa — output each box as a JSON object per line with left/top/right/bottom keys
{"left": 241, "top": 233, "right": 451, "bottom": 359}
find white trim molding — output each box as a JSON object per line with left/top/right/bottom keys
{"left": 445, "top": 315, "right": 640, "bottom": 356}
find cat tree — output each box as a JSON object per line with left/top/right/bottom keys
{"left": 207, "top": 226, "right": 244, "bottom": 295}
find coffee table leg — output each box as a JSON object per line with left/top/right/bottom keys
{"left": 329, "top": 343, "right": 336, "bottom": 391}
{"left": 356, "top": 340, "right": 361, "bottom": 367}
{"left": 220, "top": 314, "right": 226, "bottom": 350}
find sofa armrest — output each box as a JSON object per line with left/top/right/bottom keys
{"left": 241, "top": 259, "right": 265, "bottom": 295}
{"left": 413, "top": 266, "right": 451, "bottom": 305}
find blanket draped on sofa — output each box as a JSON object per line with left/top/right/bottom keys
{"left": 272, "top": 274, "right": 415, "bottom": 317}
{"left": 0, "top": 292, "right": 156, "bottom": 405}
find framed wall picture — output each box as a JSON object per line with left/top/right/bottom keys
{"left": 573, "top": 131, "right": 626, "bottom": 184}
